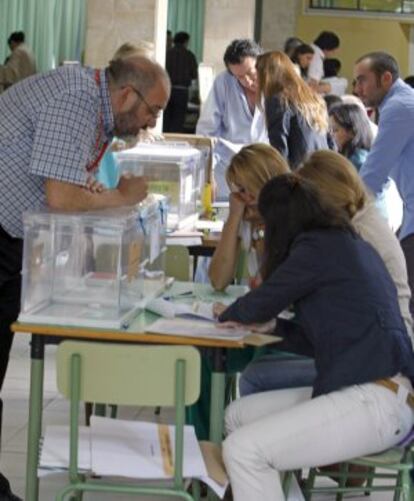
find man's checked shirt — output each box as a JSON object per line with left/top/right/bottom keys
{"left": 0, "top": 65, "right": 114, "bottom": 238}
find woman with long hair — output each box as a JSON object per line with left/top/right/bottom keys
{"left": 214, "top": 173, "right": 414, "bottom": 501}
{"left": 290, "top": 43, "right": 315, "bottom": 79}
{"left": 329, "top": 103, "right": 373, "bottom": 171}
{"left": 209, "top": 143, "right": 289, "bottom": 291}
{"left": 256, "top": 51, "right": 330, "bottom": 168}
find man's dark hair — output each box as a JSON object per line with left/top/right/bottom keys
{"left": 314, "top": 31, "right": 340, "bottom": 51}
{"left": 223, "top": 39, "right": 263, "bottom": 67}
{"left": 356, "top": 51, "right": 399, "bottom": 83}
{"left": 8, "top": 31, "right": 25, "bottom": 45}
{"left": 329, "top": 103, "right": 373, "bottom": 157}
{"left": 323, "top": 58, "right": 341, "bottom": 78}
{"left": 173, "top": 32, "right": 190, "bottom": 46}
{"left": 258, "top": 174, "right": 351, "bottom": 279}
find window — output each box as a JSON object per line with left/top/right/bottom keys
{"left": 309, "top": 0, "right": 414, "bottom": 13}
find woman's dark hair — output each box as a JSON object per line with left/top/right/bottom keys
{"left": 283, "top": 37, "right": 304, "bottom": 58}
{"left": 291, "top": 44, "right": 314, "bottom": 64}
{"left": 329, "top": 103, "right": 373, "bottom": 157}
{"left": 323, "top": 58, "right": 341, "bottom": 78}
{"left": 8, "top": 31, "right": 25, "bottom": 45}
{"left": 314, "top": 31, "right": 340, "bottom": 51}
{"left": 258, "top": 174, "right": 351, "bottom": 279}
{"left": 223, "top": 39, "right": 263, "bottom": 67}
{"left": 323, "top": 94, "right": 342, "bottom": 112}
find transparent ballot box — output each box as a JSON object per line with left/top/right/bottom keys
{"left": 19, "top": 208, "right": 146, "bottom": 329}
{"left": 115, "top": 143, "right": 203, "bottom": 229}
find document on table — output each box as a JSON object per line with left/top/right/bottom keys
{"left": 146, "top": 297, "right": 215, "bottom": 321}
{"left": 146, "top": 317, "right": 251, "bottom": 341}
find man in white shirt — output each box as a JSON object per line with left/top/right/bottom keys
{"left": 308, "top": 31, "right": 340, "bottom": 91}
{"left": 196, "top": 39, "right": 268, "bottom": 200}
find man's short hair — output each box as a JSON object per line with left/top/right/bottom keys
{"left": 108, "top": 56, "right": 170, "bottom": 96}
{"left": 356, "top": 51, "right": 399, "bottom": 82}
{"left": 323, "top": 58, "right": 341, "bottom": 78}
{"left": 223, "top": 39, "right": 263, "bottom": 67}
{"left": 174, "top": 32, "right": 190, "bottom": 45}
{"left": 314, "top": 31, "right": 340, "bottom": 51}
{"left": 8, "top": 31, "right": 25, "bottom": 45}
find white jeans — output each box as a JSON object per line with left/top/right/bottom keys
{"left": 223, "top": 381, "right": 414, "bottom": 501}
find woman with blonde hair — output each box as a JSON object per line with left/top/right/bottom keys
{"left": 256, "top": 51, "right": 330, "bottom": 169}
{"left": 209, "top": 143, "right": 289, "bottom": 291}
{"left": 239, "top": 150, "right": 413, "bottom": 397}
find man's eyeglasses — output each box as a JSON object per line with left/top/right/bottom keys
{"left": 128, "top": 85, "right": 162, "bottom": 119}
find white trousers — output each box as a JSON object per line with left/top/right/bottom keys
{"left": 223, "top": 382, "right": 414, "bottom": 501}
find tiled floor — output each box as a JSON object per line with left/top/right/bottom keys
{"left": 0, "top": 335, "right": 396, "bottom": 500}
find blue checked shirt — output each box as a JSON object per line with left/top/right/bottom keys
{"left": 0, "top": 65, "right": 114, "bottom": 238}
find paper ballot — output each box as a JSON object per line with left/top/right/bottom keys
{"left": 146, "top": 297, "right": 215, "bottom": 321}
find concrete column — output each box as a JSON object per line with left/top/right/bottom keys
{"left": 84, "top": 0, "right": 167, "bottom": 67}
{"left": 260, "top": 0, "right": 301, "bottom": 52}
{"left": 202, "top": 0, "right": 256, "bottom": 75}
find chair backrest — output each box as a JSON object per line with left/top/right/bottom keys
{"left": 56, "top": 341, "right": 200, "bottom": 407}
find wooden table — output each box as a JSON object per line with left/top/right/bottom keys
{"left": 13, "top": 282, "right": 266, "bottom": 501}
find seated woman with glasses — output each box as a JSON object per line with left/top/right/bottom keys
{"left": 214, "top": 173, "right": 414, "bottom": 501}
{"left": 209, "top": 143, "right": 289, "bottom": 291}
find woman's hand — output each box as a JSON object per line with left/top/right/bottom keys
{"left": 213, "top": 302, "right": 228, "bottom": 318}
{"left": 228, "top": 192, "right": 246, "bottom": 221}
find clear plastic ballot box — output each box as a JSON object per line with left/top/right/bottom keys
{"left": 19, "top": 208, "right": 148, "bottom": 329}
{"left": 115, "top": 143, "right": 203, "bottom": 230}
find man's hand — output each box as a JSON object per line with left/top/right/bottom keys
{"left": 84, "top": 176, "right": 106, "bottom": 194}
{"left": 117, "top": 175, "right": 148, "bottom": 205}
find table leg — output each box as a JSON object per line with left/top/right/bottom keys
{"left": 208, "top": 349, "right": 226, "bottom": 501}
{"left": 25, "top": 335, "right": 45, "bottom": 501}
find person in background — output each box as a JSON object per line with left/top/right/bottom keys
{"left": 166, "top": 29, "right": 173, "bottom": 51}
{"left": 256, "top": 51, "right": 330, "bottom": 169}
{"left": 328, "top": 103, "right": 372, "bottom": 170}
{"left": 215, "top": 173, "right": 414, "bottom": 501}
{"left": 290, "top": 43, "right": 314, "bottom": 79}
{"left": 196, "top": 39, "right": 268, "bottom": 200}
{"left": 0, "top": 55, "right": 170, "bottom": 501}
{"left": 0, "top": 31, "right": 36, "bottom": 93}
{"left": 209, "top": 144, "right": 289, "bottom": 291}
{"left": 319, "top": 58, "right": 348, "bottom": 96}
{"left": 239, "top": 151, "right": 413, "bottom": 397}
{"left": 355, "top": 51, "right": 414, "bottom": 312}
{"left": 308, "top": 30, "right": 340, "bottom": 90}
{"left": 283, "top": 36, "right": 304, "bottom": 58}
{"left": 163, "top": 31, "right": 198, "bottom": 133}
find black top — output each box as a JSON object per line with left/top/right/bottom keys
{"left": 219, "top": 229, "right": 414, "bottom": 397}
{"left": 265, "top": 95, "right": 330, "bottom": 169}
{"left": 166, "top": 46, "right": 198, "bottom": 87}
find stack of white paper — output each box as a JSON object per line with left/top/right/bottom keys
{"left": 39, "top": 417, "right": 229, "bottom": 498}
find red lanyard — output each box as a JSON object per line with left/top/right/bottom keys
{"left": 86, "top": 70, "right": 109, "bottom": 173}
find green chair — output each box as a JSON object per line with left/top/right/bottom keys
{"left": 303, "top": 442, "right": 414, "bottom": 501}
{"left": 54, "top": 340, "right": 202, "bottom": 501}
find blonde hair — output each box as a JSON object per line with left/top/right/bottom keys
{"left": 112, "top": 41, "right": 154, "bottom": 61}
{"left": 226, "top": 143, "right": 290, "bottom": 196}
{"left": 299, "top": 150, "right": 368, "bottom": 218}
{"left": 256, "top": 51, "right": 328, "bottom": 133}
